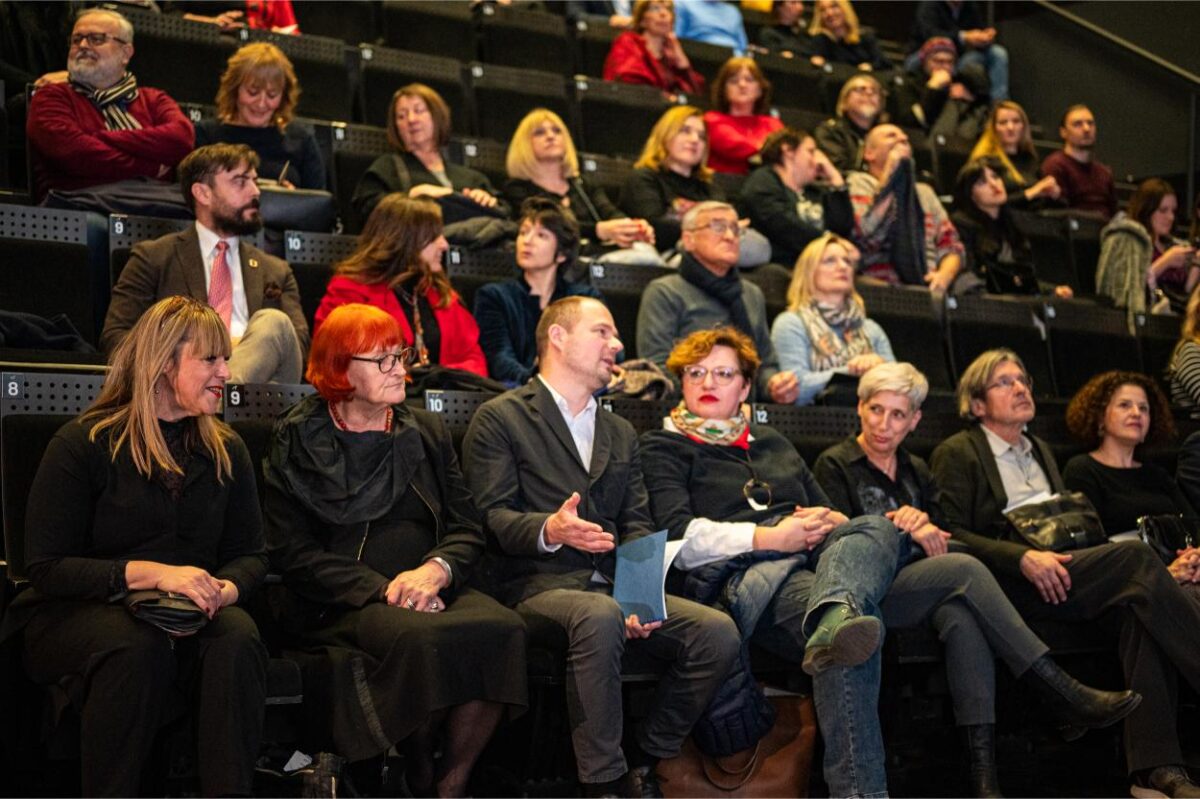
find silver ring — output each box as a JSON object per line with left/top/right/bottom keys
{"left": 430, "top": 600, "right": 440, "bottom": 610}
{"left": 405, "top": 599, "right": 416, "bottom": 609}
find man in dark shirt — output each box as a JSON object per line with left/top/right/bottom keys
{"left": 1040, "top": 104, "right": 1117, "bottom": 220}
{"left": 907, "top": 0, "right": 1008, "bottom": 100}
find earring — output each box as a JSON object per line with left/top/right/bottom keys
{"left": 154, "top": 387, "right": 160, "bottom": 395}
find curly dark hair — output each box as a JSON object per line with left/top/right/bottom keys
{"left": 1065, "top": 371, "right": 1174, "bottom": 450}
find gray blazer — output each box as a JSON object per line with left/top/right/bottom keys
{"left": 462, "top": 378, "right": 655, "bottom": 606}
{"left": 101, "top": 225, "right": 310, "bottom": 355}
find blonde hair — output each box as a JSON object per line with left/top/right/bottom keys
{"left": 834, "top": 73, "right": 883, "bottom": 118}
{"left": 634, "top": 105, "right": 712, "bottom": 181}
{"left": 809, "top": 0, "right": 861, "bottom": 44}
{"left": 968, "top": 100, "right": 1036, "bottom": 187}
{"left": 786, "top": 233, "right": 864, "bottom": 312}
{"left": 506, "top": 108, "right": 580, "bottom": 181}
{"left": 83, "top": 296, "right": 234, "bottom": 480}
{"left": 956, "top": 348, "right": 1026, "bottom": 420}
{"left": 215, "top": 42, "right": 300, "bottom": 130}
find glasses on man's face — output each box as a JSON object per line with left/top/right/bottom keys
{"left": 691, "top": 220, "right": 744, "bottom": 238}
{"left": 848, "top": 85, "right": 880, "bottom": 97}
{"left": 681, "top": 365, "right": 741, "bottom": 385}
{"left": 351, "top": 349, "right": 416, "bottom": 374}
{"left": 985, "top": 373, "right": 1033, "bottom": 393}
{"left": 70, "top": 32, "right": 128, "bottom": 48}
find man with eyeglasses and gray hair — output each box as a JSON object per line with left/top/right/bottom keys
{"left": 931, "top": 348, "right": 1200, "bottom": 799}
{"left": 637, "top": 200, "right": 800, "bottom": 403}
{"left": 27, "top": 7, "right": 194, "bottom": 201}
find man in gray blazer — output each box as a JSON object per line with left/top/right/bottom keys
{"left": 463, "top": 296, "right": 739, "bottom": 798}
{"left": 101, "top": 143, "right": 307, "bottom": 383}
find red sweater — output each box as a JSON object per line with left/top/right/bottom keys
{"left": 703, "top": 111, "right": 783, "bottom": 175}
{"left": 602, "top": 31, "right": 705, "bottom": 96}
{"left": 1039, "top": 150, "right": 1117, "bottom": 220}
{"left": 27, "top": 82, "right": 195, "bottom": 201}
{"left": 315, "top": 275, "right": 489, "bottom": 378}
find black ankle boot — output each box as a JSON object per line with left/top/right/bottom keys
{"left": 1022, "top": 655, "right": 1142, "bottom": 740}
{"left": 962, "top": 724, "right": 1003, "bottom": 798}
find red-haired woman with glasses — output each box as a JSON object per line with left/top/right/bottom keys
{"left": 265, "top": 303, "right": 526, "bottom": 796}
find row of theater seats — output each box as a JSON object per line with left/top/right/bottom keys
{"left": 0, "top": 201, "right": 1179, "bottom": 402}
{"left": 0, "top": 372, "right": 1138, "bottom": 794}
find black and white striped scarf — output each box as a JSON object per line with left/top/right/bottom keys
{"left": 72, "top": 72, "right": 141, "bottom": 131}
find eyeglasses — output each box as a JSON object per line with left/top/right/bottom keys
{"left": 985, "top": 374, "right": 1033, "bottom": 393}
{"left": 689, "top": 220, "right": 744, "bottom": 238}
{"left": 681, "top": 365, "right": 742, "bottom": 385}
{"left": 70, "top": 32, "right": 128, "bottom": 47}
{"left": 848, "top": 85, "right": 880, "bottom": 97}
{"left": 351, "top": 349, "right": 416, "bottom": 373}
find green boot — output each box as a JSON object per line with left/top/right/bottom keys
{"left": 802, "top": 603, "right": 882, "bottom": 676}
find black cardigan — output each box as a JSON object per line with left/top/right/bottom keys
{"left": 352, "top": 150, "right": 507, "bottom": 223}
{"left": 618, "top": 167, "right": 724, "bottom": 250}
{"left": 736, "top": 166, "right": 854, "bottom": 268}
{"left": 23, "top": 417, "right": 267, "bottom": 603}
{"left": 639, "top": 424, "right": 831, "bottom": 541}
{"left": 265, "top": 398, "right": 485, "bottom": 610}
{"left": 503, "top": 176, "right": 622, "bottom": 245}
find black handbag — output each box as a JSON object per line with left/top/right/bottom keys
{"left": 123, "top": 589, "right": 209, "bottom": 636}
{"left": 1004, "top": 492, "right": 1107, "bottom": 552}
{"left": 1137, "top": 514, "right": 1199, "bottom": 566}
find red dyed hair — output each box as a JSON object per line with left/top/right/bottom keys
{"left": 306, "top": 303, "right": 404, "bottom": 403}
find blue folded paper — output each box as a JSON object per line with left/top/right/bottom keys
{"left": 613, "top": 529, "right": 669, "bottom": 623}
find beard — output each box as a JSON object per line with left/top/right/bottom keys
{"left": 68, "top": 53, "right": 124, "bottom": 90}
{"left": 211, "top": 200, "right": 263, "bottom": 237}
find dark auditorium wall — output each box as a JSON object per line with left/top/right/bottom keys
{"left": 997, "top": 2, "right": 1197, "bottom": 189}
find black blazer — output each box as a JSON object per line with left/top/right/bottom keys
{"left": 462, "top": 378, "right": 655, "bottom": 605}
{"left": 929, "top": 424, "right": 1065, "bottom": 578}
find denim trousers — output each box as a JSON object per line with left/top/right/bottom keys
{"left": 751, "top": 519, "right": 1050, "bottom": 798}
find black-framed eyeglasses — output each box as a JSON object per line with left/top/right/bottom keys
{"left": 70, "top": 32, "right": 128, "bottom": 47}
{"left": 351, "top": 349, "right": 416, "bottom": 373}
{"left": 985, "top": 374, "right": 1033, "bottom": 393}
{"left": 681, "top": 365, "right": 742, "bottom": 385}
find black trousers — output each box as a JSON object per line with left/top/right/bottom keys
{"left": 995, "top": 540, "right": 1200, "bottom": 773}
{"left": 23, "top": 600, "right": 267, "bottom": 797}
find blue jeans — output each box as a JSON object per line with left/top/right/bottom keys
{"left": 959, "top": 44, "right": 1009, "bottom": 100}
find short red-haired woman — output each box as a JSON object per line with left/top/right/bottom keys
{"left": 315, "top": 195, "right": 489, "bottom": 377}
{"left": 265, "top": 303, "right": 527, "bottom": 795}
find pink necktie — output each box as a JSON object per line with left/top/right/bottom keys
{"left": 209, "top": 240, "right": 232, "bottom": 330}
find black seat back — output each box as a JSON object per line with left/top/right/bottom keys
{"left": 573, "top": 78, "right": 670, "bottom": 159}
{"left": 945, "top": 294, "right": 1056, "bottom": 396}
{"left": 283, "top": 231, "right": 358, "bottom": 329}
{"left": 857, "top": 283, "right": 954, "bottom": 391}
{"left": 1045, "top": 299, "right": 1141, "bottom": 397}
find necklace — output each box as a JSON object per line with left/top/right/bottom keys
{"left": 330, "top": 402, "right": 393, "bottom": 433}
{"left": 704, "top": 441, "right": 773, "bottom": 511}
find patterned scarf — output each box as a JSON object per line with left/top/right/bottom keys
{"left": 670, "top": 401, "right": 750, "bottom": 448}
{"left": 795, "top": 298, "right": 873, "bottom": 371}
{"left": 72, "top": 72, "right": 141, "bottom": 131}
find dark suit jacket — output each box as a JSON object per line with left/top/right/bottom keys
{"left": 929, "top": 424, "right": 1065, "bottom": 579}
{"left": 462, "top": 377, "right": 655, "bottom": 606}
{"left": 100, "top": 225, "right": 309, "bottom": 356}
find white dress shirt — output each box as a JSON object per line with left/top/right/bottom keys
{"left": 535, "top": 375, "right": 600, "bottom": 554}
{"left": 981, "top": 425, "right": 1054, "bottom": 512}
{"left": 195, "top": 221, "right": 249, "bottom": 339}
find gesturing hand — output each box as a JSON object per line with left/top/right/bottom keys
{"left": 1020, "top": 550, "right": 1073, "bottom": 604}
{"left": 545, "top": 492, "right": 616, "bottom": 553}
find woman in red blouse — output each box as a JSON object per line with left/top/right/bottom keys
{"left": 602, "top": 0, "right": 705, "bottom": 99}
{"left": 703, "top": 57, "right": 784, "bottom": 175}
{"left": 315, "top": 195, "right": 488, "bottom": 377}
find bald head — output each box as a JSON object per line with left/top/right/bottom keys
{"left": 862, "top": 124, "right": 911, "bottom": 178}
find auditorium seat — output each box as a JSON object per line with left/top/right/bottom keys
{"left": 741, "top": 262, "right": 792, "bottom": 321}
{"left": 774, "top": 105, "right": 828, "bottom": 137}
{"left": 1012, "top": 212, "right": 1079, "bottom": 293}
{"left": 445, "top": 246, "right": 517, "bottom": 311}
{"left": 748, "top": 403, "right": 859, "bottom": 465}
{"left": 382, "top": 0, "right": 477, "bottom": 64}
{"left": 679, "top": 39, "right": 733, "bottom": 83}
{"left": 756, "top": 53, "right": 824, "bottom": 113}
{"left": 1066, "top": 214, "right": 1104, "bottom": 296}
{"left": 928, "top": 133, "right": 971, "bottom": 197}
{"left": 328, "top": 122, "right": 389, "bottom": 233}
{"left": 451, "top": 136, "right": 510, "bottom": 191}
{"left": 1, "top": 204, "right": 109, "bottom": 348}
{"left": 478, "top": 4, "right": 572, "bottom": 75}
{"left": 292, "top": 1, "right": 381, "bottom": 48}
{"left": 357, "top": 46, "right": 469, "bottom": 131}
{"left": 587, "top": 261, "right": 674, "bottom": 359}
{"left": 115, "top": 8, "right": 235, "bottom": 106}
{"left": 570, "top": 17, "right": 622, "bottom": 80}
{"left": 573, "top": 77, "right": 670, "bottom": 159}
{"left": 282, "top": 230, "right": 357, "bottom": 328}
{"left": 1044, "top": 299, "right": 1141, "bottom": 396}
{"left": 945, "top": 293, "right": 1056, "bottom": 396}
{"left": 469, "top": 63, "right": 574, "bottom": 143}
{"left": 107, "top": 213, "right": 191, "bottom": 286}
{"left": 1137, "top": 311, "right": 1182, "bottom": 392}
{"left": 857, "top": 283, "right": 955, "bottom": 391}
{"left": 579, "top": 152, "right": 636, "bottom": 200}
{"left": 712, "top": 170, "right": 746, "bottom": 200}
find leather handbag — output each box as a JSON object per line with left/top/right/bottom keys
{"left": 1004, "top": 491, "right": 1107, "bottom": 552}
{"left": 1137, "top": 514, "right": 1199, "bottom": 566}
{"left": 123, "top": 590, "right": 209, "bottom": 636}
{"left": 656, "top": 694, "right": 817, "bottom": 798}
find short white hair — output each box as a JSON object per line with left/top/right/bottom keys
{"left": 681, "top": 201, "right": 736, "bottom": 231}
{"left": 76, "top": 8, "right": 134, "bottom": 43}
{"left": 857, "top": 362, "right": 929, "bottom": 411}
